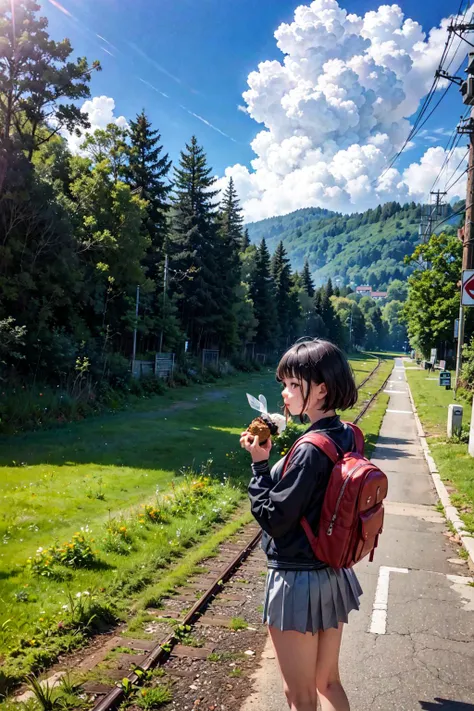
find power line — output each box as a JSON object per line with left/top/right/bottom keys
{"left": 377, "top": 22, "right": 459, "bottom": 183}
{"left": 444, "top": 149, "right": 469, "bottom": 192}
{"left": 431, "top": 125, "right": 463, "bottom": 192}
{"left": 445, "top": 166, "right": 468, "bottom": 193}
{"left": 432, "top": 201, "right": 469, "bottom": 232}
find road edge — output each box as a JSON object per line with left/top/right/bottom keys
{"left": 404, "top": 362, "right": 474, "bottom": 573}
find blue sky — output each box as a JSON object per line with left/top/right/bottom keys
{"left": 40, "top": 0, "right": 463, "bottom": 174}
{"left": 37, "top": 0, "right": 470, "bottom": 220}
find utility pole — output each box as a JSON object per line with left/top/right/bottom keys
{"left": 454, "top": 117, "right": 474, "bottom": 393}
{"left": 419, "top": 191, "right": 447, "bottom": 243}
{"left": 453, "top": 46, "right": 474, "bottom": 393}
{"left": 131, "top": 285, "right": 140, "bottom": 375}
{"left": 159, "top": 254, "right": 169, "bottom": 354}
{"left": 438, "top": 31, "right": 474, "bottom": 393}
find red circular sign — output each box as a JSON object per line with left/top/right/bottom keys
{"left": 465, "top": 274, "right": 474, "bottom": 300}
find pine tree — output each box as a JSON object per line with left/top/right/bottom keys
{"left": 241, "top": 227, "right": 250, "bottom": 251}
{"left": 320, "top": 283, "right": 342, "bottom": 345}
{"left": 125, "top": 111, "right": 172, "bottom": 275}
{"left": 313, "top": 289, "right": 323, "bottom": 318}
{"left": 170, "top": 136, "right": 221, "bottom": 352}
{"left": 216, "top": 177, "right": 245, "bottom": 353}
{"left": 250, "top": 239, "right": 278, "bottom": 351}
{"left": 271, "top": 241, "right": 293, "bottom": 349}
{"left": 0, "top": 0, "right": 100, "bottom": 158}
{"left": 325, "top": 278, "right": 334, "bottom": 299}
{"left": 301, "top": 259, "right": 315, "bottom": 297}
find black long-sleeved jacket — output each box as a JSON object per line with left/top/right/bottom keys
{"left": 248, "top": 414, "right": 355, "bottom": 570}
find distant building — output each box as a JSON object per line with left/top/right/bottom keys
{"left": 355, "top": 286, "right": 388, "bottom": 301}
{"left": 355, "top": 285, "right": 372, "bottom": 296}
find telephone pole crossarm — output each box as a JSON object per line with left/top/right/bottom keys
{"left": 436, "top": 69, "right": 463, "bottom": 86}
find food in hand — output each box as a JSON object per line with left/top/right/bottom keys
{"left": 248, "top": 414, "right": 278, "bottom": 444}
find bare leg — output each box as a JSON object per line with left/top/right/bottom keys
{"left": 268, "top": 626, "right": 319, "bottom": 711}
{"left": 316, "top": 623, "right": 350, "bottom": 711}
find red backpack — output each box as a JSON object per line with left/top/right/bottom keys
{"left": 281, "top": 422, "right": 387, "bottom": 569}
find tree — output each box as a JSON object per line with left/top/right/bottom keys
{"left": 216, "top": 177, "right": 245, "bottom": 353}
{"left": 301, "top": 259, "right": 315, "bottom": 297}
{"left": 386, "top": 279, "right": 408, "bottom": 302}
{"left": 0, "top": 147, "right": 80, "bottom": 375}
{"left": 320, "top": 281, "right": 342, "bottom": 345}
{"left": 124, "top": 111, "right": 172, "bottom": 269}
{"left": 250, "top": 239, "right": 278, "bottom": 351}
{"left": 401, "top": 232, "right": 474, "bottom": 358}
{"left": 69, "top": 149, "right": 149, "bottom": 359}
{"left": 332, "top": 297, "right": 366, "bottom": 350}
{"left": 170, "top": 136, "right": 222, "bottom": 351}
{"left": 81, "top": 123, "right": 128, "bottom": 181}
{"left": 0, "top": 0, "right": 100, "bottom": 158}
{"left": 382, "top": 300, "right": 407, "bottom": 350}
{"left": 241, "top": 227, "right": 250, "bottom": 251}
{"left": 271, "top": 241, "right": 293, "bottom": 348}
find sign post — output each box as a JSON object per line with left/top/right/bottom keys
{"left": 439, "top": 371, "right": 451, "bottom": 390}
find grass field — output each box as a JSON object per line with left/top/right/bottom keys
{"left": 404, "top": 362, "right": 474, "bottom": 535}
{"left": 0, "top": 353, "right": 392, "bottom": 689}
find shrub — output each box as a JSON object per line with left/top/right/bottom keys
{"left": 27, "top": 529, "right": 98, "bottom": 576}
{"left": 274, "top": 420, "right": 301, "bottom": 456}
{"left": 461, "top": 335, "right": 474, "bottom": 392}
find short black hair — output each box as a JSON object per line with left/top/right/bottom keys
{"left": 276, "top": 338, "right": 358, "bottom": 422}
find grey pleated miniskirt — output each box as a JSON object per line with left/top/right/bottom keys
{"left": 263, "top": 567, "right": 363, "bottom": 634}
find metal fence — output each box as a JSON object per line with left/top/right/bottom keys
{"left": 202, "top": 349, "right": 219, "bottom": 371}
{"left": 155, "top": 352, "right": 175, "bottom": 379}
{"left": 132, "top": 353, "right": 175, "bottom": 380}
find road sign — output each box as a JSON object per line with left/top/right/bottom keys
{"left": 439, "top": 371, "right": 451, "bottom": 388}
{"left": 462, "top": 270, "right": 474, "bottom": 306}
{"left": 454, "top": 318, "right": 459, "bottom": 339}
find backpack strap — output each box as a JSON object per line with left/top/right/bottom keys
{"left": 281, "top": 431, "right": 341, "bottom": 478}
{"left": 343, "top": 421, "right": 364, "bottom": 455}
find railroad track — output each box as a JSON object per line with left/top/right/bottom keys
{"left": 357, "top": 355, "right": 381, "bottom": 389}
{"left": 81, "top": 357, "right": 392, "bottom": 711}
{"left": 72, "top": 522, "right": 268, "bottom": 711}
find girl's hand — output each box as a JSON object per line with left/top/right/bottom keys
{"left": 240, "top": 430, "right": 272, "bottom": 463}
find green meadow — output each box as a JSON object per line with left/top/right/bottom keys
{"left": 0, "top": 355, "right": 391, "bottom": 688}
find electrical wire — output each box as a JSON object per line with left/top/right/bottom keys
{"left": 378, "top": 5, "right": 474, "bottom": 185}
{"left": 444, "top": 149, "right": 470, "bottom": 191}
{"left": 432, "top": 202, "right": 469, "bottom": 231}
{"left": 445, "top": 166, "right": 468, "bottom": 193}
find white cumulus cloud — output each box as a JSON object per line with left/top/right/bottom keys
{"left": 63, "top": 95, "right": 128, "bottom": 154}
{"left": 218, "top": 0, "right": 470, "bottom": 221}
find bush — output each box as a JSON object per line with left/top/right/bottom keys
{"left": 461, "top": 335, "right": 474, "bottom": 391}
{"left": 230, "top": 355, "right": 262, "bottom": 372}
{"left": 171, "top": 369, "right": 190, "bottom": 387}
{"left": 27, "top": 529, "right": 99, "bottom": 576}
{"left": 274, "top": 420, "right": 302, "bottom": 456}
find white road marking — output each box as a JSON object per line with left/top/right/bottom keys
{"left": 383, "top": 390, "right": 406, "bottom": 394}
{"left": 369, "top": 566, "right": 409, "bottom": 634}
{"left": 386, "top": 409, "right": 412, "bottom": 414}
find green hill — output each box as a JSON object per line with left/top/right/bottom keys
{"left": 245, "top": 201, "right": 460, "bottom": 290}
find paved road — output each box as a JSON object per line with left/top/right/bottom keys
{"left": 241, "top": 357, "right": 474, "bottom": 711}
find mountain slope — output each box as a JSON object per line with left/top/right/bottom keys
{"left": 245, "top": 201, "right": 460, "bottom": 290}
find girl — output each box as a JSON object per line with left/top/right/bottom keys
{"left": 240, "top": 338, "right": 362, "bottom": 711}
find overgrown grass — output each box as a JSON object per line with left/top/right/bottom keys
{"left": 404, "top": 362, "right": 474, "bottom": 535}
{"left": 0, "top": 355, "right": 390, "bottom": 694}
